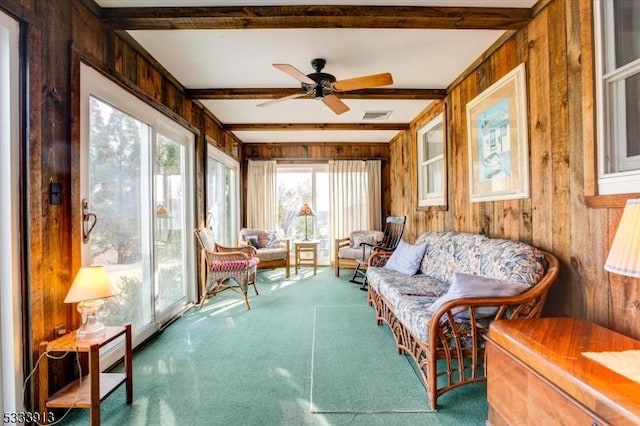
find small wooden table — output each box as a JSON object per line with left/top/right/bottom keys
{"left": 486, "top": 317, "right": 640, "bottom": 425}
{"left": 294, "top": 240, "right": 318, "bottom": 275}
{"left": 39, "top": 324, "right": 133, "bottom": 425}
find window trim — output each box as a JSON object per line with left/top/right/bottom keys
{"left": 593, "top": 0, "right": 640, "bottom": 196}
{"left": 416, "top": 111, "right": 447, "bottom": 208}
{"left": 0, "top": 10, "right": 23, "bottom": 414}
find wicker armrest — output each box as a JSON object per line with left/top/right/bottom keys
{"left": 214, "top": 243, "right": 257, "bottom": 257}
{"left": 428, "top": 249, "right": 560, "bottom": 348}
{"left": 368, "top": 251, "right": 393, "bottom": 267}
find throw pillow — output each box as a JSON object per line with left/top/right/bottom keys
{"left": 383, "top": 240, "right": 427, "bottom": 275}
{"left": 244, "top": 235, "right": 260, "bottom": 249}
{"left": 428, "top": 272, "right": 530, "bottom": 318}
{"left": 265, "top": 232, "right": 281, "bottom": 248}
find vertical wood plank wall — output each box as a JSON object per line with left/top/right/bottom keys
{"left": 389, "top": 0, "right": 640, "bottom": 338}
{"left": 3, "top": 0, "right": 640, "bottom": 408}
{"left": 2, "top": 0, "right": 238, "bottom": 403}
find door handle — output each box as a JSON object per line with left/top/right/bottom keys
{"left": 82, "top": 199, "right": 97, "bottom": 244}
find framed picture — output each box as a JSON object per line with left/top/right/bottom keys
{"left": 466, "top": 63, "right": 529, "bottom": 202}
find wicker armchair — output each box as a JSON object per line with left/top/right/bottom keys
{"left": 195, "top": 228, "right": 260, "bottom": 310}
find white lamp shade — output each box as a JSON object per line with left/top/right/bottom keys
{"left": 64, "top": 266, "right": 115, "bottom": 303}
{"left": 605, "top": 198, "right": 640, "bottom": 278}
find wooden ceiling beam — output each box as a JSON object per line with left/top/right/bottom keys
{"left": 186, "top": 88, "right": 446, "bottom": 100}
{"left": 101, "top": 6, "right": 531, "bottom": 30}
{"left": 224, "top": 123, "right": 409, "bottom": 131}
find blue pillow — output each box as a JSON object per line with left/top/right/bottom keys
{"left": 383, "top": 240, "right": 427, "bottom": 275}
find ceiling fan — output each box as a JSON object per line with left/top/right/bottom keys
{"left": 258, "top": 58, "right": 393, "bottom": 115}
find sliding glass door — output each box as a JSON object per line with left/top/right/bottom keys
{"left": 81, "top": 64, "right": 195, "bottom": 345}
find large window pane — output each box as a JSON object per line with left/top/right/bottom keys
{"left": 206, "top": 147, "right": 239, "bottom": 246}
{"left": 88, "top": 96, "right": 153, "bottom": 331}
{"left": 626, "top": 73, "right": 640, "bottom": 157}
{"left": 614, "top": 0, "right": 640, "bottom": 67}
{"left": 155, "top": 134, "right": 187, "bottom": 312}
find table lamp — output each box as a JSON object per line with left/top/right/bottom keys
{"left": 604, "top": 198, "right": 640, "bottom": 278}
{"left": 64, "top": 266, "right": 115, "bottom": 339}
{"left": 297, "top": 202, "right": 316, "bottom": 241}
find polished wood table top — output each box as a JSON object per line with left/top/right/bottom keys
{"left": 488, "top": 317, "right": 640, "bottom": 424}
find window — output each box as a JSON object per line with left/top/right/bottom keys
{"left": 206, "top": 144, "right": 239, "bottom": 246}
{"left": 594, "top": 0, "right": 640, "bottom": 194}
{"left": 417, "top": 112, "right": 446, "bottom": 207}
{"left": 81, "top": 64, "right": 195, "bottom": 351}
{"left": 0, "top": 10, "right": 22, "bottom": 413}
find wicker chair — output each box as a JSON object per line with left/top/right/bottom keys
{"left": 195, "top": 228, "right": 260, "bottom": 310}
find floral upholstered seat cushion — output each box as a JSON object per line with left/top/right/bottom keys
{"left": 367, "top": 231, "right": 548, "bottom": 343}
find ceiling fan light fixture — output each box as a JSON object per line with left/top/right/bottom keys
{"left": 264, "top": 59, "right": 393, "bottom": 115}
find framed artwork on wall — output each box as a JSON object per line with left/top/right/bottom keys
{"left": 466, "top": 63, "right": 529, "bottom": 203}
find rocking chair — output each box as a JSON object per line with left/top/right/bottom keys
{"left": 350, "top": 215, "right": 406, "bottom": 289}
{"left": 194, "top": 228, "right": 260, "bottom": 310}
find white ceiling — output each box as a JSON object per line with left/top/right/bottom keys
{"left": 95, "top": 0, "right": 537, "bottom": 144}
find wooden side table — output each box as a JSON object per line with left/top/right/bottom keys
{"left": 486, "top": 317, "right": 640, "bottom": 425}
{"left": 294, "top": 240, "right": 318, "bottom": 275}
{"left": 39, "top": 324, "right": 133, "bottom": 425}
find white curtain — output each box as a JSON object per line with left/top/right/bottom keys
{"left": 329, "top": 160, "right": 382, "bottom": 257}
{"left": 366, "top": 160, "right": 382, "bottom": 231}
{"left": 246, "top": 160, "right": 277, "bottom": 230}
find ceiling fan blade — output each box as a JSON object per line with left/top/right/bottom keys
{"left": 323, "top": 94, "right": 350, "bottom": 115}
{"left": 257, "top": 92, "right": 307, "bottom": 107}
{"left": 333, "top": 72, "right": 394, "bottom": 92}
{"left": 273, "top": 64, "right": 316, "bottom": 85}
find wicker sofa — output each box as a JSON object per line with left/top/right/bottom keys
{"left": 238, "top": 228, "right": 290, "bottom": 278}
{"left": 366, "top": 231, "right": 559, "bottom": 410}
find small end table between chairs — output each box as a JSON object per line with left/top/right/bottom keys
{"left": 294, "top": 240, "right": 318, "bottom": 275}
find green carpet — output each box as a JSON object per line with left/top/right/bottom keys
{"left": 55, "top": 267, "right": 487, "bottom": 425}
{"left": 310, "top": 306, "right": 432, "bottom": 413}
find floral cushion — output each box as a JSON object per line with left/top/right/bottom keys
{"left": 369, "top": 232, "right": 548, "bottom": 343}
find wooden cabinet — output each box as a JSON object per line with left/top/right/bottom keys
{"left": 486, "top": 318, "right": 640, "bottom": 425}
{"left": 39, "top": 324, "right": 133, "bottom": 425}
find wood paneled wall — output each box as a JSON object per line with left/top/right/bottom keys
{"left": 2, "top": 0, "right": 238, "bottom": 404}
{"left": 389, "top": 0, "right": 640, "bottom": 339}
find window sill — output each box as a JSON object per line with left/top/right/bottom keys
{"left": 585, "top": 193, "right": 640, "bottom": 209}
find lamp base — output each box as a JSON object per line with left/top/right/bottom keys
{"left": 76, "top": 299, "right": 107, "bottom": 340}
{"left": 77, "top": 322, "right": 106, "bottom": 340}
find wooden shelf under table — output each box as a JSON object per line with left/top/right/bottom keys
{"left": 45, "top": 372, "right": 127, "bottom": 408}
{"left": 39, "top": 324, "right": 133, "bottom": 425}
